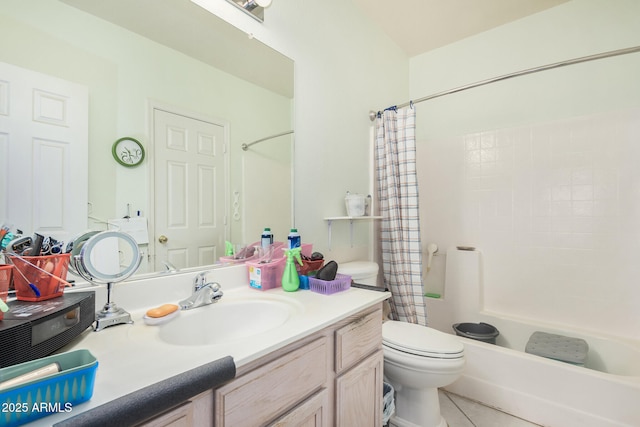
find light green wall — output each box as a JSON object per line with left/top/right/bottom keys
{"left": 227, "top": 0, "right": 410, "bottom": 259}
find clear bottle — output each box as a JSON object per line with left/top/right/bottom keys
{"left": 261, "top": 227, "right": 274, "bottom": 249}
{"left": 287, "top": 228, "right": 301, "bottom": 249}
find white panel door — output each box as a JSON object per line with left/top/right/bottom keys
{"left": 0, "top": 61, "right": 88, "bottom": 241}
{"left": 153, "top": 108, "right": 227, "bottom": 270}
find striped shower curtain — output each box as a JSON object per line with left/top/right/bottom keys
{"left": 374, "top": 107, "right": 427, "bottom": 326}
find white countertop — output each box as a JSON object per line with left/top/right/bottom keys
{"left": 29, "top": 264, "right": 389, "bottom": 426}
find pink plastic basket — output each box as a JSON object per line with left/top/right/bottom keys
{"left": 309, "top": 274, "right": 351, "bottom": 295}
{"left": 247, "top": 256, "right": 286, "bottom": 291}
{"left": 218, "top": 242, "right": 261, "bottom": 264}
{"left": 273, "top": 243, "right": 313, "bottom": 259}
{"left": 300, "top": 243, "right": 313, "bottom": 258}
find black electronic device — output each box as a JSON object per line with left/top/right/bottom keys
{"left": 0, "top": 292, "right": 95, "bottom": 368}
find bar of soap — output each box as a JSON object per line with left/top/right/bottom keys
{"left": 146, "top": 304, "right": 179, "bottom": 318}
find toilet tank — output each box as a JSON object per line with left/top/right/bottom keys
{"left": 337, "top": 261, "right": 379, "bottom": 286}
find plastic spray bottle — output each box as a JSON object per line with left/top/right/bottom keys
{"left": 225, "top": 241, "right": 234, "bottom": 256}
{"left": 281, "top": 247, "right": 303, "bottom": 292}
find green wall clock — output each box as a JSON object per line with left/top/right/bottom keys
{"left": 112, "top": 137, "right": 145, "bottom": 167}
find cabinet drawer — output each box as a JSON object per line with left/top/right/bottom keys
{"left": 215, "top": 337, "right": 328, "bottom": 427}
{"left": 335, "top": 308, "right": 382, "bottom": 374}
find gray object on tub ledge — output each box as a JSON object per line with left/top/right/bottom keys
{"left": 54, "top": 356, "right": 236, "bottom": 427}
{"left": 525, "top": 331, "right": 588, "bottom": 365}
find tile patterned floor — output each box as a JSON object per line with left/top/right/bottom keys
{"left": 439, "top": 390, "right": 542, "bottom": 427}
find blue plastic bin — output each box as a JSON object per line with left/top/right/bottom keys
{"left": 0, "top": 349, "right": 98, "bottom": 426}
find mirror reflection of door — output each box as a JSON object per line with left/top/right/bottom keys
{"left": 152, "top": 108, "right": 228, "bottom": 271}
{"left": 0, "top": 61, "right": 88, "bottom": 242}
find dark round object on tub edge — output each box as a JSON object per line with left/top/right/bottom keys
{"left": 452, "top": 322, "right": 500, "bottom": 344}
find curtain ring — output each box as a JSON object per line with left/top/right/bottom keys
{"left": 409, "top": 100, "right": 414, "bottom": 109}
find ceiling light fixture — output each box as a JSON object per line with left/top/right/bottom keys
{"left": 226, "top": 0, "right": 272, "bottom": 22}
{"left": 242, "top": 0, "right": 272, "bottom": 11}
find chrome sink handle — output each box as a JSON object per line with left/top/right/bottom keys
{"left": 199, "top": 281, "right": 222, "bottom": 295}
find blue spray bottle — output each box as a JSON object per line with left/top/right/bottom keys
{"left": 281, "top": 247, "right": 303, "bottom": 292}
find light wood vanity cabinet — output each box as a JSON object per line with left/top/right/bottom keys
{"left": 140, "top": 304, "right": 383, "bottom": 427}
{"left": 214, "top": 303, "right": 384, "bottom": 427}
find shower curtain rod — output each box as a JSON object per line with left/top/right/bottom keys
{"left": 369, "top": 45, "right": 640, "bottom": 120}
{"left": 241, "top": 130, "right": 294, "bottom": 151}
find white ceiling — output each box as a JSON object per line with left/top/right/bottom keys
{"left": 352, "top": 0, "right": 570, "bottom": 57}
{"left": 59, "top": 0, "right": 571, "bottom": 96}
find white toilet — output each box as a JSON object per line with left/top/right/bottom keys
{"left": 337, "top": 261, "right": 379, "bottom": 286}
{"left": 383, "top": 320, "right": 465, "bottom": 427}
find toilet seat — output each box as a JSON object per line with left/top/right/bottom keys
{"left": 383, "top": 321, "right": 464, "bottom": 359}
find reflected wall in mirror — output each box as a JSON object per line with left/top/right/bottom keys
{"left": 0, "top": 0, "right": 294, "bottom": 275}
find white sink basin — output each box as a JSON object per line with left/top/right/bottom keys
{"left": 157, "top": 297, "right": 298, "bottom": 346}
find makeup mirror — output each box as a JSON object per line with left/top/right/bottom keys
{"left": 71, "top": 231, "right": 142, "bottom": 331}
{"left": 73, "top": 231, "right": 142, "bottom": 284}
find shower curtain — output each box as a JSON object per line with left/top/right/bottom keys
{"left": 375, "top": 107, "right": 427, "bottom": 325}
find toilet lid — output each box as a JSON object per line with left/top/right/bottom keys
{"left": 383, "top": 321, "right": 464, "bottom": 359}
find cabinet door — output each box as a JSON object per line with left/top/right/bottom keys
{"left": 269, "top": 389, "right": 329, "bottom": 427}
{"left": 137, "top": 402, "right": 193, "bottom": 427}
{"left": 335, "top": 350, "right": 383, "bottom": 427}
{"left": 137, "top": 390, "right": 212, "bottom": 427}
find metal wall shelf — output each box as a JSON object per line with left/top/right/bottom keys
{"left": 323, "top": 216, "right": 382, "bottom": 249}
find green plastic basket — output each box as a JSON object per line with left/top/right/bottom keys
{"left": 0, "top": 349, "right": 98, "bottom": 426}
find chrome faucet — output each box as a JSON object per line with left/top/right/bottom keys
{"left": 179, "top": 272, "right": 223, "bottom": 310}
{"left": 162, "top": 261, "right": 179, "bottom": 273}
{"left": 193, "top": 271, "right": 209, "bottom": 289}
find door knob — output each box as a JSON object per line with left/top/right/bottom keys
{"left": 158, "top": 235, "right": 168, "bottom": 244}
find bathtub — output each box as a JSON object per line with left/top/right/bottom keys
{"left": 444, "top": 313, "right": 640, "bottom": 427}
{"left": 425, "top": 249, "right": 640, "bottom": 427}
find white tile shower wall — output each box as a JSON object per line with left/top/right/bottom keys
{"left": 418, "top": 108, "right": 640, "bottom": 341}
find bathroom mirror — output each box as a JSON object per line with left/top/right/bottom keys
{"left": 0, "top": 0, "right": 294, "bottom": 275}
